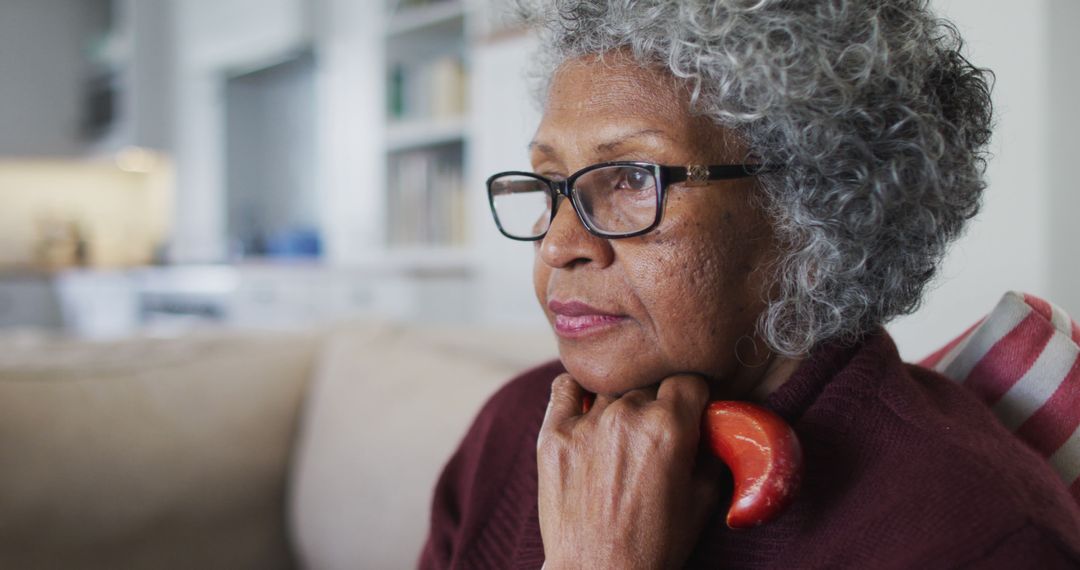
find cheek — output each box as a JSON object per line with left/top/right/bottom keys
{"left": 533, "top": 247, "right": 551, "bottom": 307}
{"left": 629, "top": 210, "right": 765, "bottom": 357}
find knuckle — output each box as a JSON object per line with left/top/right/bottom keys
{"left": 649, "top": 398, "right": 679, "bottom": 417}
{"left": 643, "top": 400, "right": 678, "bottom": 425}
{"left": 650, "top": 417, "right": 680, "bottom": 446}
{"left": 537, "top": 441, "right": 571, "bottom": 472}
{"left": 535, "top": 430, "right": 553, "bottom": 453}
{"left": 641, "top": 406, "right": 684, "bottom": 449}
{"left": 666, "top": 372, "right": 706, "bottom": 391}
{"left": 620, "top": 389, "right": 649, "bottom": 406}
{"left": 604, "top": 400, "right": 638, "bottom": 426}
{"left": 536, "top": 429, "right": 569, "bottom": 458}
{"left": 659, "top": 375, "right": 710, "bottom": 412}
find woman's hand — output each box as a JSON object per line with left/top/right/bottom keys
{"left": 537, "top": 373, "right": 723, "bottom": 570}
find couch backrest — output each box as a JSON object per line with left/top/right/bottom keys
{"left": 288, "top": 321, "right": 556, "bottom": 570}
{"left": 0, "top": 329, "right": 321, "bottom": 569}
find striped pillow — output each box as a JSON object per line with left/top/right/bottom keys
{"left": 920, "top": 291, "right": 1080, "bottom": 503}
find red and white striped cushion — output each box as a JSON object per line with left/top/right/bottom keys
{"left": 919, "top": 292, "right": 1080, "bottom": 503}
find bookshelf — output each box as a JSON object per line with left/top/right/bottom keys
{"left": 386, "top": 143, "right": 466, "bottom": 247}
{"left": 386, "top": 116, "right": 467, "bottom": 152}
{"left": 384, "top": 0, "right": 470, "bottom": 250}
{"left": 387, "top": 0, "right": 466, "bottom": 36}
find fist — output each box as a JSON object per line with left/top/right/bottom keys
{"left": 537, "top": 373, "right": 723, "bottom": 570}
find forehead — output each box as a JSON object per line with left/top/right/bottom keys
{"left": 534, "top": 53, "right": 724, "bottom": 163}
{"left": 544, "top": 54, "right": 689, "bottom": 120}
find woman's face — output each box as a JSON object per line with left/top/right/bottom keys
{"left": 531, "top": 53, "right": 780, "bottom": 398}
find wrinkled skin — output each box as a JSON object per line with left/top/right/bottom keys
{"left": 532, "top": 53, "right": 800, "bottom": 569}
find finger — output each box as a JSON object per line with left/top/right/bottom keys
{"left": 590, "top": 384, "right": 658, "bottom": 422}
{"left": 543, "top": 373, "right": 585, "bottom": 430}
{"left": 614, "top": 384, "right": 659, "bottom": 409}
{"left": 656, "top": 374, "right": 710, "bottom": 417}
{"left": 586, "top": 391, "right": 617, "bottom": 416}
{"left": 593, "top": 391, "right": 618, "bottom": 406}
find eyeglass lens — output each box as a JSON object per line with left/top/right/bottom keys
{"left": 490, "top": 165, "right": 658, "bottom": 239}
{"left": 489, "top": 175, "right": 553, "bottom": 238}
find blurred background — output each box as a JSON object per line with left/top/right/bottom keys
{"left": 0, "top": 0, "right": 1076, "bottom": 359}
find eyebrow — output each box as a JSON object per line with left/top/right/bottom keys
{"left": 527, "top": 128, "right": 671, "bottom": 159}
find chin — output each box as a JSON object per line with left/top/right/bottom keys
{"left": 557, "top": 348, "right": 657, "bottom": 397}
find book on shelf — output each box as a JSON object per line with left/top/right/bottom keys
{"left": 391, "top": 0, "right": 458, "bottom": 11}
{"left": 388, "top": 56, "right": 467, "bottom": 123}
{"left": 387, "top": 147, "right": 466, "bottom": 247}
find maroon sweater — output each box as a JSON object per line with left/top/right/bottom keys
{"left": 419, "top": 331, "right": 1080, "bottom": 568}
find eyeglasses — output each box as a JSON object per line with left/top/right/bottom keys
{"left": 486, "top": 161, "right": 775, "bottom": 241}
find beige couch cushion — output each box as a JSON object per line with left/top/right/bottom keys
{"left": 0, "top": 329, "right": 320, "bottom": 570}
{"left": 289, "top": 322, "right": 556, "bottom": 570}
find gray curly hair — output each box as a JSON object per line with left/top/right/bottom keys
{"left": 516, "top": 0, "right": 994, "bottom": 356}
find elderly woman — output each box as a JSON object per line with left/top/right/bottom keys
{"left": 420, "top": 1, "right": 1080, "bottom": 568}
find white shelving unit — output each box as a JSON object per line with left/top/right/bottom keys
{"left": 157, "top": 0, "right": 547, "bottom": 330}
{"left": 383, "top": 1, "right": 470, "bottom": 253}
{"left": 386, "top": 116, "right": 468, "bottom": 152}
{"left": 386, "top": 0, "right": 466, "bottom": 35}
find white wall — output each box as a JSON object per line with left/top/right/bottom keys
{"left": 225, "top": 53, "right": 318, "bottom": 252}
{"left": 168, "top": 0, "right": 385, "bottom": 265}
{"left": 469, "top": 33, "right": 547, "bottom": 326}
{"left": 310, "top": 0, "right": 385, "bottom": 265}
{"left": 888, "top": 0, "right": 1079, "bottom": 359}
{"left": 169, "top": 0, "right": 312, "bottom": 263}
{"left": 1046, "top": 0, "right": 1080, "bottom": 321}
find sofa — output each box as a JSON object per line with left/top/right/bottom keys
{"left": 5, "top": 291, "right": 1077, "bottom": 569}
{"left": 0, "top": 321, "right": 557, "bottom": 569}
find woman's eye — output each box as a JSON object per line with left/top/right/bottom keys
{"left": 615, "top": 169, "right": 652, "bottom": 191}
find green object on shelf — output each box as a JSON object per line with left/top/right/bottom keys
{"left": 389, "top": 65, "right": 406, "bottom": 118}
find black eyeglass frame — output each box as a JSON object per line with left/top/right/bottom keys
{"left": 486, "top": 161, "right": 777, "bottom": 241}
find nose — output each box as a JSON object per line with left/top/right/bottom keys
{"left": 537, "top": 194, "right": 615, "bottom": 269}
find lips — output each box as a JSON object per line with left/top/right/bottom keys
{"left": 548, "top": 299, "right": 627, "bottom": 338}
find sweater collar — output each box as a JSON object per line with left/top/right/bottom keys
{"left": 764, "top": 329, "right": 893, "bottom": 423}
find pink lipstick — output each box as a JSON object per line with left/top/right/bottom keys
{"left": 548, "top": 300, "right": 627, "bottom": 338}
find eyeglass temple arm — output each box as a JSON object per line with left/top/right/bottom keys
{"left": 664, "top": 164, "right": 778, "bottom": 183}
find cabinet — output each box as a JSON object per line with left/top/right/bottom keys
{"left": 71, "top": 265, "right": 471, "bottom": 335}
{"left": 0, "top": 271, "right": 137, "bottom": 338}
{"left": 225, "top": 264, "right": 473, "bottom": 327}
{"left": 83, "top": 0, "right": 175, "bottom": 156}
{"left": 0, "top": 0, "right": 172, "bottom": 157}
{"left": 0, "top": 276, "right": 63, "bottom": 330}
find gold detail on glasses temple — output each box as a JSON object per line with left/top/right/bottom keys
{"left": 686, "top": 164, "right": 709, "bottom": 185}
